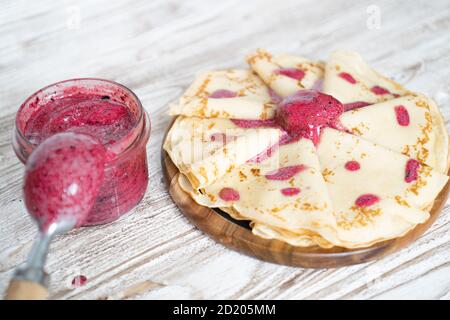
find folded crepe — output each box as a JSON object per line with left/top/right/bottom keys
{"left": 317, "top": 128, "right": 448, "bottom": 247}
{"left": 340, "top": 94, "right": 449, "bottom": 173}
{"left": 323, "top": 50, "right": 410, "bottom": 107}
{"left": 177, "top": 128, "right": 448, "bottom": 248}
{"left": 247, "top": 49, "right": 324, "bottom": 98}
{"left": 164, "top": 116, "right": 281, "bottom": 188}
{"left": 178, "top": 138, "right": 340, "bottom": 244}
{"left": 216, "top": 129, "right": 447, "bottom": 248}
{"left": 251, "top": 126, "right": 449, "bottom": 248}
{"left": 218, "top": 206, "right": 334, "bottom": 248}
{"left": 169, "top": 69, "right": 277, "bottom": 120}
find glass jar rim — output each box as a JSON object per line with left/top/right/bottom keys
{"left": 15, "top": 78, "right": 149, "bottom": 163}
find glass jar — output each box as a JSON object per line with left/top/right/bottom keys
{"left": 13, "top": 78, "right": 150, "bottom": 226}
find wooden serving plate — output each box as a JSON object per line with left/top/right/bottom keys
{"left": 161, "top": 120, "right": 450, "bottom": 268}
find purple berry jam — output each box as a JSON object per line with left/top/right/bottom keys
{"left": 14, "top": 79, "right": 150, "bottom": 226}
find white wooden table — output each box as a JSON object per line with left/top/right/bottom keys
{"left": 1, "top": 0, "right": 449, "bottom": 300}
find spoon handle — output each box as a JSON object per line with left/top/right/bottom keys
{"left": 4, "top": 230, "right": 52, "bottom": 300}
{"left": 5, "top": 280, "right": 48, "bottom": 300}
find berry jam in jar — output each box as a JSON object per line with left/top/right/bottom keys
{"left": 13, "top": 78, "right": 150, "bottom": 226}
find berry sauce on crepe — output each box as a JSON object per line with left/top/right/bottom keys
{"left": 275, "top": 90, "right": 344, "bottom": 145}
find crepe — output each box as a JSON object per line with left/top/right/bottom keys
{"left": 251, "top": 223, "right": 334, "bottom": 248}
{"left": 316, "top": 128, "right": 448, "bottom": 247}
{"left": 340, "top": 94, "right": 449, "bottom": 173}
{"left": 164, "top": 49, "right": 449, "bottom": 249}
{"left": 164, "top": 116, "right": 282, "bottom": 188}
{"left": 323, "top": 50, "right": 410, "bottom": 106}
{"left": 169, "top": 69, "right": 277, "bottom": 120}
{"left": 178, "top": 127, "right": 447, "bottom": 248}
{"left": 218, "top": 207, "right": 334, "bottom": 248}
{"left": 247, "top": 49, "right": 324, "bottom": 98}
{"left": 178, "top": 138, "right": 341, "bottom": 244}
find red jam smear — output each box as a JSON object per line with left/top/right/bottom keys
{"left": 24, "top": 93, "right": 137, "bottom": 146}
{"left": 209, "top": 89, "right": 237, "bottom": 99}
{"left": 345, "top": 161, "right": 361, "bottom": 171}
{"left": 281, "top": 187, "right": 300, "bottom": 196}
{"left": 231, "top": 119, "right": 277, "bottom": 128}
{"left": 355, "top": 194, "right": 380, "bottom": 207}
{"left": 405, "top": 159, "right": 420, "bottom": 183}
{"left": 72, "top": 275, "right": 88, "bottom": 287}
{"left": 343, "top": 101, "right": 372, "bottom": 111}
{"left": 274, "top": 68, "right": 305, "bottom": 81}
{"left": 219, "top": 188, "right": 240, "bottom": 201}
{"left": 23, "top": 133, "right": 106, "bottom": 230}
{"left": 275, "top": 90, "right": 344, "bottom": 145}
{"left": 231, "top": 119, "right": 284, "bottom": 164}
{"left": 371, "top": 85, "right": 390, "bottom": 95}
{"left": 338, "top": 72, "right": 357, "bottom": 84}
{"left": 246, "top": 143, "right": 277, "bottom": 164}
{"left": 395, "top": 105, "right": 410, "bottom": 126}
{"left": 246, "top": 132, "right": 292, "bottom": 164}
{"left": 265, "top": 165, "right": 306, "bottom": 181}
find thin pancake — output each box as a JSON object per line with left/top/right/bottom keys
{"left": 164, "top": 116, "right": 282, "bottom": 188}
{"left": 224, "top": 129, "right": 446, "bottom": 248}
{"left": 176, "top": 127, "right": 448, "bottom": 249}
{"left": 323, "top": 50, "right": 409, "bottom": 105}
{"left": 340, "top": 94, "right": 449, "bottom": 173}
{"left": 252, "top": 223, "right": 333, "bottom": 248}
{"left": 165, "top": 49, "right": 449, "bottom": 249}
{"left": 251, "top": 223, "right": 334, "bottom": 248}
{"left": 219, "top": 207, "right": 334, "bottom": 248}
{"left": 247, "top": 49, "right": 324, "bottom": 98}
{"left": 316, "top": 128, "right": 448, "bottom": 247}
{"left": 178, "top": 138, "right": 340, "bottom": 244}
{"left": 169, "top": 69, "right": 276, "bottom": 120}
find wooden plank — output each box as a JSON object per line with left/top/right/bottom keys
{"left": 0, "top": 0, "right": 449, "bottom": 299}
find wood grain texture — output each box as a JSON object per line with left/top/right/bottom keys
{"left": 0, "top": 0, "right": 449, "bottom": 299}
{"left": 162, "top": 121, "right": 450, "bottom": 268}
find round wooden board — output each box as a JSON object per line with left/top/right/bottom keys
{"left": 161, "top": 120, "right": 450, "bottom": 268}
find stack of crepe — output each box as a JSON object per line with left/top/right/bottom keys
{"left": 164, "top": 49, "right": 449, "bottom": 249}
